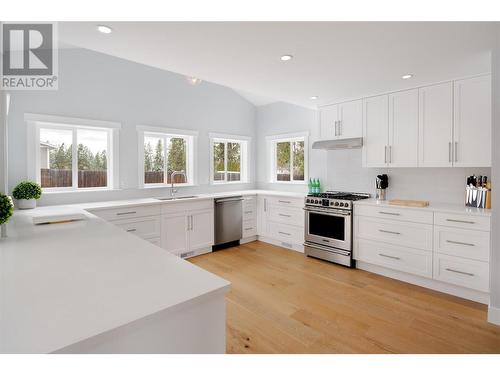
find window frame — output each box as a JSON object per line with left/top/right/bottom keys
{"left": 26, "top": 113, "right": 120, "bottom": 192}
{"left": 266, "top": 131, "right": 309, "bottom": 184}
{"left": 137, "top": 125, "right": 198, "bottom": 188}
{"left": 209, "top": 133, "right": 250, "bottom": 184}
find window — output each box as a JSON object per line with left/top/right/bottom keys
{"left": 138, "top": 126, "right": 197, "bottom": 187}
{"left": 210, "top": 134, "right": 249, "bottom": 184}
{"left": 267, "top": 132, "right": 308, "bottom": 183}
{"left": 26, "top": 114, "right": 120, "bottom": 191}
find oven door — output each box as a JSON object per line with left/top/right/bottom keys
{"left": 304, "top": 207, "right": 351, "bottom": 251}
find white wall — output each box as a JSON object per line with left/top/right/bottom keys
{"left": 255, "top": 102, "right": 325, "bottom": 193}
{"left": 0, "top": 92, "right": 7, "bottom": 194}
{"left": 6, "top": 48, "right": 257, "bottom": 205}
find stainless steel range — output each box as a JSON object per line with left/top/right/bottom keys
{"left": 304, "top": 191, "right": 370, "bottom": 267}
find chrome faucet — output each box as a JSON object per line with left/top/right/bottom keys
{"left": 170, "top": 170, "right": 186, "bottom": 198}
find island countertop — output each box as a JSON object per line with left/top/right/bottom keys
{"left": 0, "top": 205, "right": 230, "bottom": 354}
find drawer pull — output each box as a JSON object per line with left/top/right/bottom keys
{"left": 379, "top": 253, "right": 400, "bottom": 260}
{"left": 379, "top": 211, "right": 401, "bottom": 216}
{"left": 445, "top": 268, "right": 474, "bottom": 277}
{"left": 244, "top": 227, "right": 254, "bottom": 231}
{"left": 116, "top": 211, "right": 137, "bottom": 216}
{"left": 279, "top": 213, "right": 291, "bottom": 217}
{"left": 126, "top": 228, "right": 137, "bottom": 232}
{"left": 379, "top": 229, "right": 401, "bottom": 235}
{"left": 278, "top": 231, "right": 291, "bottom": 236}
{"left": 446, "top": 219, "right": 475, "bottom": 224}
{"left": 278, "top": 200, "right": 291, "bottom": 204}
{"left": 446, "top": 240, "right": 475, "bottom": 247}
{"left": 244, "top": 211, "right": 254, "bottom": 214}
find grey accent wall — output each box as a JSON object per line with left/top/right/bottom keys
{"left": 6, "top": 48, "right": 256, "bottom": 205}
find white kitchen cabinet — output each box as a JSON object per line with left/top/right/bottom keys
{"left": 257, "top": 196, "right": 269, "bottom": 237}
{"left": 320, "top": 100, "right": 362, "bottom": 140}
{"left": 453, "top": 75, "right": 492, "bottom": 167}
{"left": 362, "top": 94, "right": 389, "bottom": 167}
{"left": 418, "top": 82, "right": 454, "bottom": 167}
{"left": 189, "top": 209, "right": 214, "bottom": 251}
{"left": 388, "top": 89, "right": 419, "bottom": 167}
{"left": 162, "top": 213, "right": 189, "bottom": 255}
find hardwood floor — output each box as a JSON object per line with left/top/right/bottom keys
{"left": 189, "top": 241, "right": 500, "bottom": 353}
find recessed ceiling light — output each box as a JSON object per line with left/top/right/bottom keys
{"left": 97, "top": 25, "right": 113, "bottom": 34}
{"left": 310, "top": 96, "right": 319, "bottom": 100}
{"left": 402, "top": 74, "right": 413, "bottom": 79}
{"left": 280, "top": 55, "right": 293, "bottom": 61}
{"left": 186, "top": 76, "right": 202, "bottom": 86}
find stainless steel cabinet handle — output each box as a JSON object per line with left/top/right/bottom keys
{"left": 454, "top": 142, "right": 458, "bottom": 162}
{"left": 278, "top": 200, "right": 291, "bottom": 204}
{"left": 448, "top": 142, "right": 452, "bottom": 163}
{"left": 445, "top": 268, "right": 474, "bottom": 277}
{"left": 244, "top": 227, "right": 254, "bottom": 231}
{"left": 389, "top": 146, "right": 392, "bottom": 163}
{"left": 264, "top": 198, "right": 267, "bottom": 212}
{"left": 278, "top": 231, "right": 291, "bottom": 236}
{"left": 116, "top": 211, "right": 137, "bottom": 216}
{"left": 384, "top": 146, "right": 387, "bottom": 163}
{"left": 446, "top": 240, "right": 475, "bottom": 247}
{"left": 244, "top": 211, "right": 253, "bottom": 214}
{"left": 379, "top": 211, "right": 400, "bottom": 216}
{"left": 379, "top": 229, "right": 401, "bottom": 235}
{"left": 279, "top": 213, "right": 291, "bottom": 217}
{"left": 126, "top": 228, "right": 137, "bottom": 232}
{"left": 379, "top": 253, "right": 400, "bottom": 260}
{"left": 338, "top": 120, "right": 342, "bottom": 136}
{"left": 446, "top": 219, "right": 475, "bottom": 224}
{"left": 190, "top": 215, "right": 193, "bottom": 231}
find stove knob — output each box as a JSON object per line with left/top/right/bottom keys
{"left": 306, "top": 199, "right": 310, "bottom": 203}
{"left": 330, "top": 201, "right": 334, "bottom": 206}
{"left": 339, "top": 202, "right": 345, "bottom": 207}
{"left": 334, "top": 202, "right": 339, "bottom": 206}
{"left": 315, "top": 199, "right": 319, "bottom": 204}
{"left": 344, "top": 202, "right": 349, "bottom": 208}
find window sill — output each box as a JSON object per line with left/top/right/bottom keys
{"left": 42, "top": 188, "right": 123, "bottom": 194}
{"left": 142, "top": 183, "right": 199, "bottom": 189}
{"left": 210, "top": 181, "right": 249, "bottom": 185}
{"left": 269, "top": 181, "right": 307, "bottom": 185}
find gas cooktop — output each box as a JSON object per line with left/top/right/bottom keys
{"left": 305, "top": 191, "right": 370, "bottom": 210}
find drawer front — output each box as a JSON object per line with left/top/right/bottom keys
{"left": 434, "top": 225, "right": 490, "bottom": 262}
{"left": 355, "top": 239, "right": 432, "bottom": 278}
{"left": 268, "top": 205, "right": 304, "bottom": 227}
{"left": 243, "top": 196, "right": 257, "bottom": 209}
{"left": 242, "top": 202, "right": 257, "bottom": 221}
{"left": 356, "top": 216, "right": 433, "bottom": 251}
{"left": 354, "top": 204, "right": 433, "bottom": 224}
{"left": 266, "top": 196, "right": 304, "bottom": 208}
{"left": 434, "top": 212, "right": 490, "bottom": 231}
{"left": 433, "top": 254, "right": 489, "bottom": 292}
{"left": 161, "top": 199, "right": 213, "bottom": 215}
{"left": 242, "top": 219, "right": 257, "bottom": 238}
{"left": 114, "top": 216, "right": 161, "bottom": 239}
{"left": 92, "top": 204, "right": 161, "bottom": 221}
{"left": 268, "top": 221, "right": 304, "bottom": 244}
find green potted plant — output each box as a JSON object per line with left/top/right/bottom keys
{"left": 0, "top": 193, "right": 14, "bottom": 238}
{"left": 12, "top": 181, "right": 42, "bottom": 209}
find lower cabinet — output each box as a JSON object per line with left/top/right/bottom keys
{"left": 433, "top": 253, "right": 490, "bottom": 292}
{"left": 162, "top": 213, "right": 189, "bottom": 255}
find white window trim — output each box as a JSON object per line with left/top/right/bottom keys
{"left": 137, "top": 125, "right": 198, "bottom": 188}
{"left": 266, "top": 131, "right": 309, "bottom": 184}
{"left": 209, "top": 132, "right": 250, "bottom": 185}
{"left": 26, "top": 113, "right": 120, "bottom": 192}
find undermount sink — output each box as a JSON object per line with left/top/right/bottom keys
{"left": 155, "top": 195, "right": 198, "bottom": 201}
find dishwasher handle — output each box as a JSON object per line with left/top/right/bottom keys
{"left": 215, "top": 197, "right": 244, "bottom": 204}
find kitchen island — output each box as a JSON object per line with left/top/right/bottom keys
{"left": 0, "top": 205, "right": 230, "bottom": 354}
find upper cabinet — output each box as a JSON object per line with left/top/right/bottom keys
{"left": 418, "top": 82, "right": 454, "bottom": 167}
{"left": 320, "top": 99, "right": 362, "bottom": 140}
{"left": 362, "top": 95, "right": 388, "bottom": 168}
{"left": 453, "top": 75, "right": 492, "bottom": 167}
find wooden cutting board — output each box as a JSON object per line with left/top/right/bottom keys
{"left": 389, "top": 199, "right": 430, "bottom": 207}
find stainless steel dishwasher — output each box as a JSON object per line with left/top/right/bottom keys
{"left": 214, "top": 196, "right": 243, "bottom": 249}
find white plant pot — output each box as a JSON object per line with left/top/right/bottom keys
{"left": 17, "top": 199, "right": 37, "bottom": 210}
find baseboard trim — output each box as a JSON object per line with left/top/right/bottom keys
{"left": 257, "top": 235, "right": 304, "bottom": 253}
{"left": 240, "top": 236, "right": 257, "bottom": 244}
{"left": 357, "top": 261, "right": 490, "bottom": 304}
{"left": 488, "top": 305, "right": 500, "bottom": 326}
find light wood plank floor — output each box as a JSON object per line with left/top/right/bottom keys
{"left": 190, "top": 241, "right": 500, "bottom": 353}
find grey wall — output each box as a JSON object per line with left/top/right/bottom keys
{"left": 6, "top": 48, "right": 257, "bottom": 205}
{"left": 255, "top": 102, "right": 325, "bottom": 193}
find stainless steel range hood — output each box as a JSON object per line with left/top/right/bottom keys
{"left": 312, "top": 137, "right": 363, "bottom": 150}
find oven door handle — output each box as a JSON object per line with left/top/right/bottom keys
{"left": 303, "top": 207, "right": 351, "bottom": 216}
{"left": 304, "top": 242, "right": 351, "bottom": 256}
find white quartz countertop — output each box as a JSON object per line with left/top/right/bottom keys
{"left": 0, "top": 205, "right": 230, "bottom": 354}
{"left": 354, "top": 198, "right": 492, "bottom": 217}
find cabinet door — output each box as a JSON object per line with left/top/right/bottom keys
{"left": 338, "top": 99, "right": 363, "bottom": 139}
{"left": 161, "top": 214, "right": 188, "bottom": 255}
{"left": 388, "top": 89, "right": 419, "bottom": 167}
{"left": 188, "top": 209, "right": 214, "bottom": 251}
{"left": 453, "top": 75, "right": 492, "bottom": 167}
{"left": 257, "top": 196, "right": 269, "bottom": 236}
{"left": 362, "top": 95, "right": 389, "bottom": 168}
{"left": 418, "top": 82, "right": 453, "bottom": 167}
{"left": 319, "top": 104, "right": 338, "bottom": 139}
